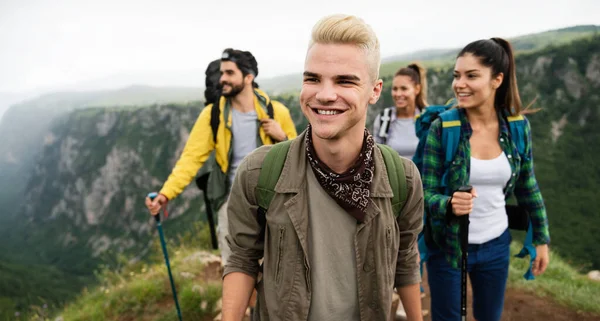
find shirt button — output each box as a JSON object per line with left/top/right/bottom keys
{"left": 507, "top": 155, "right": 512, "bottom": 159}
{"left": 509, "top": 183, "right": 513, "bottom": 187}
{"left": 500, "top": 138, "right": 505, "bottom": 142}
{"left": 512, "top": 173, "right": 516, "bottom": 177}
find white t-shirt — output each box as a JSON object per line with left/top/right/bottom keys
{"left": 385, "top": 118, "right": 420, "bottom": 159}
{"left": 468, "top": 152, "right": 512, "bottom": 244}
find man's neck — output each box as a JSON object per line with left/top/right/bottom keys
{"left": 312, "top": 125, "right": 365, "bottom": 174}
{"left": 230, "top": 88, "right": 255, "bottom": 113}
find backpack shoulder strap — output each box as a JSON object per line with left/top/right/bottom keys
{"left": 507, "top": 114, "right": 526, "bottom": 157}
{"left": 256, "top": 140, "right": 292, "bottom": 212}
{"left": 378, "top": 144, "right": 408, "bottom": 215}
{"left": 507, "top": 114, "right": 537, "bottom": 280}
{"left": 378, "top": 107, "right": 395, "bottom": 139}
{"left": 438, "top": 108, "right": 462, "bottom": 192}
{"left": 210, "top": 101, "right": 220, "bottom": 143}
{"left": 445, "top": 97, "right": 457, "bottom": 106}
{"left": 439, "top": 108, "right": 462, "bottom": 163}
{"left": 267, "top": 101, "right": 274, "bottom": 119}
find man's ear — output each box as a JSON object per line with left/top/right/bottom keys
{"left": 369, "top": 79, "right": 383, "bottom": 105}
{"left": 245, "top": 73, "right": 255, "bottom": 85}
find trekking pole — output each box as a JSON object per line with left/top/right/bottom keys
{"left": 148, "top": 192, "right": 183, "bottom": 321}
{"left": 457, "top": 185, "right": 473, "bottom": 321}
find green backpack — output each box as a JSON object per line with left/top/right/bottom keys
{"left": 255, "top": 140, "right": 409, "bottom": 224}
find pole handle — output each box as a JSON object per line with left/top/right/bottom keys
{"left": 148, "top": 192, "right": 161, "bottom": 223}
{"left": 457, "top": 185, "right": 473, "bottom": 193}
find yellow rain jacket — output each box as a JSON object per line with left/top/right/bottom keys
{"left": 160, "top": 89, "right": 297, "bottom": 200}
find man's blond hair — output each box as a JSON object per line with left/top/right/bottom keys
{"left": 309, "top": 14, "right": 381, "bottom": 82}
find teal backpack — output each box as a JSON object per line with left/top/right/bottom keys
{"left": 413, "top": 103, "right": 537, "bottom": 280}
{"left": 254, "top": 141, "right": 409, "bottom": 236}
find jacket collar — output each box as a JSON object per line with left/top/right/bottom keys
{"left": 219, "top": 88, "right": 272, "bottom": 125}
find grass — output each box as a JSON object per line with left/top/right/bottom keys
{"left": 24, "top": 222, "right": 223, "bottom": 321}
{"left": 50, "top": 237, "right": 600, "bottom": 318}
{"left": 13, "top": 216, "right": 599, "bottom": 320}
{"left": 54, "top": 248, "right": 222, "bottom": 321}
{"left": 508, "top": 241, "right": 600, "bottom": 314}
{"left": 20, "top": 226, "right": 600, "bottom": 320}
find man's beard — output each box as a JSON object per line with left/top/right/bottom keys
{"left": 221, "top": 82, "right": 245, "bottom": 98}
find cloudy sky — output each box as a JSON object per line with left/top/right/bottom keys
{"left": 0, "top": 0, "right": 598, "bottom": 94}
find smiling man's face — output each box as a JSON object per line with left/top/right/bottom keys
{"left": 300, "top": 42, "right": 382, "bottom": 141}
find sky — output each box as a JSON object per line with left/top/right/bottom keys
{"left": 0, "top": 0, "right": 599, "bottom": 94}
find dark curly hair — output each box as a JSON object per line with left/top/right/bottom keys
{"left": 221, "top": 48, "right": 259, "bottom": 88}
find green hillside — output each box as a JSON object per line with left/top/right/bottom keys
{"left": 0, "top": 260, "right": 91, "bottom": 320}
{"left": 379, "top": 25, "right": 600, "bottom": 78}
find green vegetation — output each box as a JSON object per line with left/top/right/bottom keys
{"left": 18, "top": 227, "right": 597, "bottom": 321}
{"left": 57, "top": 256, "right": 222, "bottom": 321}
{"left": 509, "top": 242, "right": 600, "bottom": 314}
{"left": 510, "top": 25, "right": 600, "bottom": 54}
{"left": 0, "top": 260, "right": 91, "bottom": 320}
{"left": 16, "top": 222, "right": 218, "bottom": 321}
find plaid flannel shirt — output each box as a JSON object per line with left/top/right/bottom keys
{"left": 422, "top": 108, "right": 550, "bottom": 269}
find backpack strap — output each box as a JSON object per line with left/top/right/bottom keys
{"left": 438, "top": 108, "right": 462, "bottom": 193}
{"left": 210, "top": 99, "right": 235, "bottom": 144}
{"left": 507, "top": 114, "right": 537, "bottom": 280}
{"left": 378, "top": 144, "right": 408, "bottom": 215}
{"left": 255, "top": 142, "right": 409, "bottom": 225}
{"left": 267, "top": 101, "right": 274, "bottom": 119}
{"left": 212, "top": 94, "right": 274, "bottom": 143}
{"left": 412, "top": 99, "right": 456, "bottom": 173}
{"left": 515, "top": 222, "right": 536, "bottom": 280}
{"left": 507, "top": 114, "right": 526, "bottom": 158}
{"left": 256, "top": 140, "right": 292, "bottom": 216}
{"left": 377, "top": 107, "right": 395, "bottom": 141}
{"left": 210, "top": 101, "right": 220, "bottom": 144}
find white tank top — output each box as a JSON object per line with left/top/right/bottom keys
{"left": 468, "top": 152, "right": 512, "bottom": 244}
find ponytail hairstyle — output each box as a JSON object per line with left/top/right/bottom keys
{"left": 395, "top": 62, "right": 428, "bottom": 111}
{"left": 457, "top": 37, "right": 534, "bottom": 116}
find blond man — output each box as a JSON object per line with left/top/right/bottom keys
{"left": 222, "top": 14, "right": 424, "bottom": 321}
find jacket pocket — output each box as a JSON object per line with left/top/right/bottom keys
{"left": 275, "top": 225, "right": 285, "bottom": 284}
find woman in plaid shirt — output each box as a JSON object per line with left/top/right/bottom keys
{"left": 422, "top": 38, "right": 551, "bottom": 321}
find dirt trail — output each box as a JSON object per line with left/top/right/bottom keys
{"left": 403, "top": 268, "right": 600, "bottom": 321}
